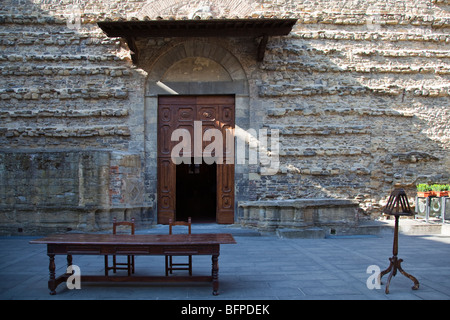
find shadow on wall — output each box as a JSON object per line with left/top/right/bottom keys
{"left": 254, "top": 8, "right": 450, "bottom": 215}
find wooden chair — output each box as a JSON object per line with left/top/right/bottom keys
{"left": 105, "top": 217, "right": 135, "bottom": 276}
{"left": 165, "top": 217, "right": 192, "bottom": 276}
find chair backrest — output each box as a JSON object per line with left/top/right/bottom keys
{"left": 113, "top": 217, "right": 135, "bottom": 235}
{"left": 169, "top": 217, "right": 191, "bottom": 235}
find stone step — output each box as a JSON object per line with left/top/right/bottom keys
{"left": 384, "top": 218, "right": 444, "bottom": 235}
{"left": 132, "top": 220, "right": 449, "bottom": 239}
{"left": 276, "top": 227, "right": 326, "bottom": 239}
{"left": 274, "top": 220, "right": 450, "bottom": 238}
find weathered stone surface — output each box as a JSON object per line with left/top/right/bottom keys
{"left": 0, "top": 0, "right": 449, "bottom": 233}
{"left": 0, "top": 150, "right": 152, "bottom": 235}
{"left": 238, "top": 199, "right": 360, "bottom": 231}
{"left": 276, "top": 227, "right": 326, "bottom": 239}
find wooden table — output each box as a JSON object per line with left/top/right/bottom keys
{"left": 30, "top": 233, "right": 236, "bottom": 296}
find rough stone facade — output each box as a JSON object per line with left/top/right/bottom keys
{"left": 0, "top": 0, "right": 449, "bottom": 234}
{"left": 0, "top": 149, "right": 148, "bottom": 234}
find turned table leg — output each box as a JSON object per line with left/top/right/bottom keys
{"left": 48, "top": 254, "right": 56, "bottom": 295}
{"left": 67, "top": 255, "right": 72, "bottom": 271}
{"left": 212, "top": 254, "right": 219, "bottom": 296}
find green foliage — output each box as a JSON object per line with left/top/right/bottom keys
{"left": 416, "top": 184, "right": 431, "bottom": 192}
{"left": 417, "top": 183, "right": 449, "bottom": 192}
{"left": 430, "top": 184, "right": 443, "bottom": 191}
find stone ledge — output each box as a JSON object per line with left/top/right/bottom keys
{"left": 292, "top": 30, "right": 450, "bottom": 42}
{"left": 0, "top": 125, "right": 131, "bottom": 138}
{"left": 266, "top": 47, "right": 450, "bottom": 59}
{"left": 279, "top": 146, "right": 369, "bottom": 157}
{"left": 0, "top": 66, "right": 132, "bottom": 77}
{"left": 0, "top": 54, "right": 122, "bottom": 62}
{"left": 238, "top": 198, "right": 360, "bottom": 232}
{"left": 0, "top": 87, "right": 129, "bottom": 101}
{"left": 276, "top": 227, "right": 326, "bottom": 239}
{"left": 261, "top": 60, "right": 450, "bottom": 75}
{"left": 267, "top": 107, "right": 414, "bottom": 118}
{"left": 0, "top": 108, "right": 129, "bottom": 119}
{"left": 239, "top": 198, "right": 359, "bottom": 209}
{"left": 259, "top": 84, "right": 450, "bottom": 98}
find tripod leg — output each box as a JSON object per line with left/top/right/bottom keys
{"left": 384, "top": 264, "right": 396, "bottom": 294}
{"left": 381, "top": 257, "right": 398, "bottom": 294}
{"left": 397, "top": 259, "right": 420, "bottom": 290}
{"left": 379, "top": 258, "right": 394, "bottom": 284}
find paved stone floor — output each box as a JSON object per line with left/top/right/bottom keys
{"left": 1, "top": 224, "right": 450, "bottom": 301}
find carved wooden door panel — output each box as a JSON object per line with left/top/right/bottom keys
{"left": 157, "top": 158, "right": 175, "bottom": 224}
{"left": 217, "top": 103, "right": 235, "bottom": 224}
{"left": 197, "top": 96, "right": 235, "bottom": 224}
{"left": 216, "top": 162, "right": 235, "bottom": 224}
{"left": 157, "top": 95, "right": 235, "bottom": 224}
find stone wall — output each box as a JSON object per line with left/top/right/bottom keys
{"left": 252, "top": 0, "right": 450, "bottom": 214}
{"left": 0, "top": 0, "right": 152, "bottom": 234}
{"left": 0, "top": 0, "right": 449, "bottom": 233}
{"left": 0, "top": 9, "right": 143, "bottom": 151}
{"left": 0, "top": 149, "right": 152, "bottom": 234}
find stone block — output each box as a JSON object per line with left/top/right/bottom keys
{"left": 0, "top": 150, "right": 151, "bottom": 235}
{"left": 276, "top": 227, "right": 326, "bottom": 239}
{"left": 238, "top": 199, "right": 360, "bottom": 231}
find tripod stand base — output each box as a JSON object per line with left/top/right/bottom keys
{"left": 380, "top": 256, "right": 419, "bottom": 294}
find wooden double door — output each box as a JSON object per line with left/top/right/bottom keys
{"left": 157, "top": 95, "right": 235, "bottom": 224}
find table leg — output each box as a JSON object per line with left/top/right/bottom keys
{"left": 67, "top": 255, "right": 72, "bottom": 271}
{"left": 212, "top": 254, "right": 219, "bottom": 296}
{"left": 48, "top": 254, "right": 56, "bottom": 295}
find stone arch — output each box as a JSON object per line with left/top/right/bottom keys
{"left": 162, "top": 57, "right": 232, "bottom": 82}
{"left": 145, "top": 39, "right": 248, "bottom": 96}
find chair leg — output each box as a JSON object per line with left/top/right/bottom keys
{"left": 189, "top": 255, "right": 192, "bottom": 276}
{"left": 165, "top": 255, "right": 169, "bottom": 276}
{"left": 104, "top": 255, "right": 109, "bottom": 276}
{"left": 165, "top": 255, "right": 192, "bottom": 276}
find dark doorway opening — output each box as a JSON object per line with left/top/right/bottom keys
{"left": 176, "top": 158, "right": 216, "bottom": 223}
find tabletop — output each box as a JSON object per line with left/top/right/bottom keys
{"left": 29, "top": 233, "right": 237, "bottom": 246}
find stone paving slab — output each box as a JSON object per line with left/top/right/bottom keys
{"left": 1, "top": 225, "right": 450, "bottom": 301}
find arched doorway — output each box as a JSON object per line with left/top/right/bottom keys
{"left": 144, "top": 40, "right": 249, "bottom": 224}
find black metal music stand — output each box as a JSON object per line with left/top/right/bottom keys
{"left": 379, "top": 189, "right": 420, "bottom": 294}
